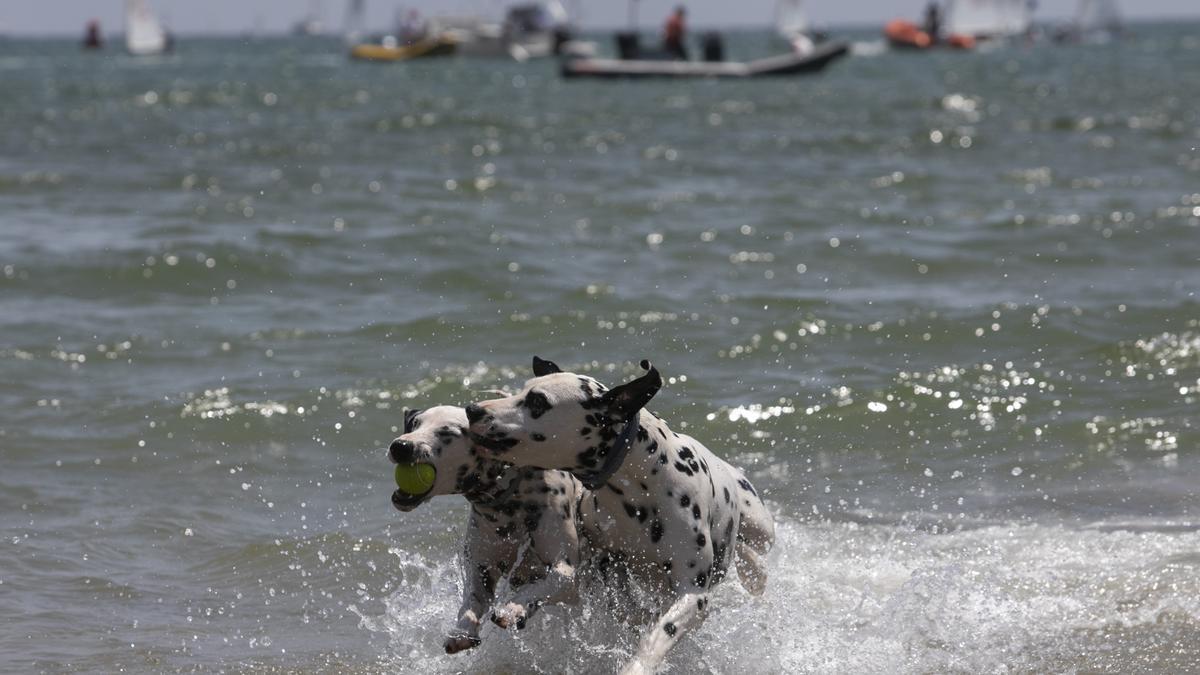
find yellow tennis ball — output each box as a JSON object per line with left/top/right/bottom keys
{"left": 394, "top": 464, "right": 435, "bottom": 495}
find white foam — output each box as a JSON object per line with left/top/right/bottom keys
{"left": 357, "top": 517, "right": 1200, "bottom": 673}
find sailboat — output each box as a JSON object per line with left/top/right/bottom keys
{"left": 292, "top": 0, "right": 325, "bottom": 36}
{"left": 775, "top": 0, "right": 809, "bottom": 40}
{"left": 343, "top": 0, "right": 366, "bottom": 46}
{"left": 775, "top": 1, "right": 835, "bottom": 54}
{"left": 1058, "top": 0, "right": 1121, "bottom": 43}
{"left": 125, "top": 0, "right": 169, "bottom": 56}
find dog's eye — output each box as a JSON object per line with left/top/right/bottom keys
{"left": 524, "top": 391, "right": 552, "bottom": 419}
{"left": 436, "top": 426, "right": 462, "bottom": 440}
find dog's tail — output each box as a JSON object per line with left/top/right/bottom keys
{"left": 734, "top": 475, "right": 775, "bottom": 596}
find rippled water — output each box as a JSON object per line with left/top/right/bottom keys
{"left": 2, "top": 26, "right": 1199, "bottom": 673}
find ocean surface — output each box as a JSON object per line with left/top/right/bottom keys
{"left": 2, "top": 25, "right": 1199, "bottom": 673}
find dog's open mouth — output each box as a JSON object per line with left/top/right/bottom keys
{"left": 469, "top": 432, "right": 519, "bottom": 454}
{"left": 391, "top": 487, "right": 432, "bottom": 511}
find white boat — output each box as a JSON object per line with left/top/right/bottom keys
{"left": 125, "top": 0, "right": 169, "bottom": 56}
{"left": 443, "top": 2, "right": 594, "bottom": 60}
{"left": 944, "top": 0, "right": 1032, "bottom": 41}
{"left": 562, "top": 40, "right": 850, "bottom": 79}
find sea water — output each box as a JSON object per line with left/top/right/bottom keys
{"left": 1, "top": 27, "right": 1198, "bottom": 672}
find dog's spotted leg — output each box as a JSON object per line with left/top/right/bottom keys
{"left": 445, "top": 510, "right": 514, "bottom": 654}
{"left": 492, "top": 556, "right": 578, "bottom": 630}
{"left": 492, "top": 482, "right": 582, "bottom": 629}
{"left": 619, "top": 591, "right": 712, "bottom": 675}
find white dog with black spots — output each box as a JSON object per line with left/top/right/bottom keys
{"left": 465, "top": 357, "right": 775, "bottom": 675}
{"left": 387, "top": 405, "right": 589, "bottom": 652}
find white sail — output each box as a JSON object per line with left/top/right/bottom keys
{"left": 946, "top": 0, "right": 1030, "bottom": 38}
{"left": 775, "top": 0, "right": 810, "bottom": 39}
{"left": 343, "top": 0, "right": 366, "bottom": 45}
{"left": 1076, "top": 0, "right": 1120, "bottom": 32}
{"left": 125, "top": 0, "right": 167, "bottom": 55}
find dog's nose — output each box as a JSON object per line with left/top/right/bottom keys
{"left": 389, "top": 439, "right": 415, "bottom": 464}
{"left": 465, "top": 404, "right": 487, "bottom": 425}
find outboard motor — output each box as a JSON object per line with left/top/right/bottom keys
{"left": 616, "top": 31, "right": 640, "bottom": 60}
{"left": 701, "top": 32, "right": 724, "bottom": 62}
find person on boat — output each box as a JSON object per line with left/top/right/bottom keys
{"left": 923, "top": 2, "right": 942, "bottom": 43}
{"left": 662, "top": 6, "right": 688, "bottom": 60}
{"left": 82, "top": 20, "right": 103, "bottom": 49}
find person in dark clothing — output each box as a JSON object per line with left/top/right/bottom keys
{"left": 923, "top": 2, "right": 942, "bottom": 43}
{"left": 662, "top": 6, "right": 688, "bottom": 60}
{"left": 82, "top": 20, "right": 103, "bottom": 49}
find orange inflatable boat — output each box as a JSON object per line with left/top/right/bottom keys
{"left": 884, "top": 19, "right": 976, "bottom": 50}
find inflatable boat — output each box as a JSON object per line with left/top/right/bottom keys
{"left": 884, "top": 19, "right": 976, "bottom": 50}
{"left": 350, "top": 34, "right": 459, "bottom": 62}
{"left": 561, "top": 40, "right": 849, "bottom": 79}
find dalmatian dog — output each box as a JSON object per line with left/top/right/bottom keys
{"left": 387, "top": 405, "right": 591, "bottom": 653}
{"left": 466, "top": 357, "right": 776, "bottom": 675}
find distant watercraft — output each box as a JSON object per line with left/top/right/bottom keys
{"left": 292, "top": 17, "right": 324, "bottom": 36}
{"left": 343, "top": 0, "right": 366, "bottom": 45}
{"left": 883, "top": 0, "right": 1030, "bottom": 51}
{"left": 1056, "top": 0, "right": 1122, "bottom": 44}
{"left": 775, "top": 0, "right": 810, "bottom": 41}
{"left": 349, "top": 34, "right": 459, "bottom": 62}
{"left": 562, "top": 40, "right": 850, "bottom": 79}
{"left": 884, "top": 18, "right": 975, "bottom": 50}
{"left": 450, "top": 2, "right": 594, "bottom": 61}
{"left": 293, "top": 0, "right": 325, "bottom": 36}
{"left": 774, "top": 0, "right": 837, "bottom": 55}
{"left": 125, "top": 0, "right": 169, "bottom": 56}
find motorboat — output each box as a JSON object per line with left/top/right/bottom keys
{"left": 884, "top": 19, "right": 975, "bottom": 50}
{"left": 447, "top": 2, "right": 595, "bottom": 61}
{"left": 884, "top": 0, "right": 1032, "bottom": 51}
{"left": 561, "top": 39, "right": 849, "bottom": 79}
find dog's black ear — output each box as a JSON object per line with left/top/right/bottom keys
{"left": 601, "top": 360, "right": 662, "bottom": 421}
{"left": 403, "top": 408, "right": 422, "bottom": 433}
{"left": 532, "top": 356, "right": 562, "bottom": 377}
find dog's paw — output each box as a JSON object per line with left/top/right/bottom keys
{"left": 490, "top": 603, "right": 528, "bottom": 630}
{"left": 443, "top": 633, "right": 481, "bottom": 654}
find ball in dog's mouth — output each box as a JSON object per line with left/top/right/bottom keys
{"left": 391, "top": 463, "right": 435, "bottom": 511}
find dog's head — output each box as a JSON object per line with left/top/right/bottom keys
{"left": 466, "top": 357, "right": 662, "bottom": 473}
{"left": 387, "top": 405, "right": 505, "bottom": 511}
